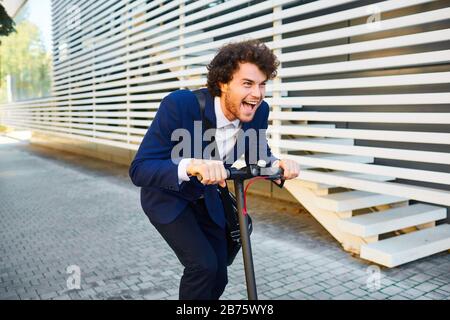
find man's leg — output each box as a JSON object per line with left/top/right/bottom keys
{"left": 191, "top": 199, "right": 228, "bottom": 300}
{"left": 152, "top": 204, "right": 220, "bottom": 300}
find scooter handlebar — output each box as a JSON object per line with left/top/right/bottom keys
{"left": 226, "top": 165, "right": 284, "bottom": 181}
{"left": 195, "top": 164, "right": 285, "bottom": 187}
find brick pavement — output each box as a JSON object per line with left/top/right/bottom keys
{"left": 0, "top": 135, "right": 448, "bottom": 300}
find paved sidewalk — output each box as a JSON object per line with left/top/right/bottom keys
{"left": 0, "top": 135, "right": 449, "bottom": 300}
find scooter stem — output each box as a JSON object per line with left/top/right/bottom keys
{"left": 234, "top": 178, "right": 258, "bottom": 300}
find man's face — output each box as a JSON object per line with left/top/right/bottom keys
{"left": 219, "top": 62, "right": 267, "bottom": 122}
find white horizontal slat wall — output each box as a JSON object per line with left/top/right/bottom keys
{"left": 1, "top": 0, "right": 450, "bottom": 206}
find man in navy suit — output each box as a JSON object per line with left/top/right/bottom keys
{"left": 129, "top": 40, "right": 300, "bottom": 300}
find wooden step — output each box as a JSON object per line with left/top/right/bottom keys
{"left": 314, "top": 190, "right": 407, "bottom": 212}
{"left": 338, "top": 203, "right": 447, "bottom": 237}
{"left": 298, "top": 170, "right": 394, "bottom": 191}
{"left": 291, "top": 154, "right": 374, "bottom": 171}
{"left": 360, "top": 224, "right": 450, "bottom": 267}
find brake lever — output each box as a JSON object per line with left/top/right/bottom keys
{"left": 271, "top": 178, "right": 285, "bottom": 189}
{"left": 263, "top": 167, "right": 285, "bottom": 189}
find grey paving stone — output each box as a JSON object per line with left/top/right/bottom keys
{"left": 365, "top": 292, "right": 389, "bottom": 300}
{"left": 301, "top": 284, "right": 325, "bottom": 295}
{"left": 142, "top": 291, "right": 169, "bottom": 300}
{"left": 342, "top": 281, "right": 362, "bottom": 290}
{"left": 332, "top": 293, "right": 357, "bottom": 300}
{"left": 271, "top": 287, "right": 291, "bottom": 296}
{"left": 423, "top": 290, "right": 450, "bottom": 300}
{"left": 52, "top": 294, "right": 72, "bottom": 300}
{"left": 434, "top": 289, "right": 450, "bottom": 298}
{"left": 399, "top": 288, "right": 424, "bottom": 299}
{"left": 39, "top": 291, "right": 61, "bottom": 300}
{"left": 284, "top": 282, "right": 306, "bottom": 292}
{"left": 287, "top": 291, "right": 313, "bottom": 300}
{"left": 395, "top": 279, "right": 421, "bottom": 290}
{"left": 311, "top": 291, "right": 333, "bottom": 300}
{"left": 325, "top": 285, "right": 349, "bottom": 296}
{"left": 380, "top": 285, "right": 405, "bottom": 296}
{"left": 415, "top": 296, "right": 433, "bottom": 300}
{"left": 414, "top": 282, "right": 441, "bottom": 293}
{"left": 274, "top": 294, "right": 294, "bottom": 300}
{"left": 388, "top": 295, "right": 410, "bottom": 300}
{"left": 408, "top": 274, "right": 434, "bottom": 283}
{"left": 349, "top": 288, "right": 369, "bottom": 298}
{"left": 267, "top": 280, "right": 284, "bottom": 289}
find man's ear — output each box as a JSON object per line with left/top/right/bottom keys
{"left": 219, "top": 82, "right": 228, "bottom": 94}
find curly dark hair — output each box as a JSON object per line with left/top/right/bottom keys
{"left": 206, "top": 39, "right": 280, "bottom": 97}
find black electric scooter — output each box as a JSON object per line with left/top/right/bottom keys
{"left": 225, "top": 164, "right": 284, "bottom": 300}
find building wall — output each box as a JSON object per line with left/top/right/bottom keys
{"left": 2, "top": 0, "right": 27, "bottom": 18}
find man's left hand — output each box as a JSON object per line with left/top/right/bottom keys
{"left": 273, "top": 159, "right": 300, "bottom": 185}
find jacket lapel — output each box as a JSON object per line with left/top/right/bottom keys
{"left": 202, "top": 88, "right": 216, "bottom": 128}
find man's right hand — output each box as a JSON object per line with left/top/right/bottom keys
{"left": 186, "top": 159, "right": 227, "bottom": 187}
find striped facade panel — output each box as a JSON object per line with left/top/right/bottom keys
{"left": 1, "top": 0, "right": 449, "bottom": 209}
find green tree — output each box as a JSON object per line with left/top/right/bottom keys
{"left": 0, "top": 4, "right": 16, "bottom": 38}
{"left": 0, "top": 20, "right": 51, "bottom": 102}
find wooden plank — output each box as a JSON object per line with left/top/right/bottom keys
{"left": 338, "top": 204, "right": 447, "bottom": 237}
{"left": 360, "top": 224, "right": 450, "bottom": 267}
{"left": 284, "top": 154, "right": 450, "bottom": 185}
{"left": 314, "top": 190, "right": 407, "bottom": 212}
{"left": 300, "top": 170, "right": 450, "bottom": 206}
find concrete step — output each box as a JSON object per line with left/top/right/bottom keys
{"left": 338, "top": 203, "right": 447, "bottom": 237}
{"left": 360, "top": 224, "right": 450, "bottom": 267}
{"left": 314, "top": 190, "right": 407, "bottom": 213}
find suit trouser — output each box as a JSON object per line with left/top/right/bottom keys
{"left": 152, "top": 198, "right": 228, "bottom": 300}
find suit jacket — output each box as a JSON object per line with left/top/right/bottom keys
{"left": 129, "top": 88, "right": 277, "bottom": 228}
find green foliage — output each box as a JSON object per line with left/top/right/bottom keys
{"left": 0, "top": 20, "right": 51, "bottom": 102}
{"left": 0, "top": 4, "right": 16, "bottom": 37}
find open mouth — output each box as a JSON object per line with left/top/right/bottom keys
{"left": 241, "top": 100, "right": 259, "bottom": 114}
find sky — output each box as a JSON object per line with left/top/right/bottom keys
{"left": 20, "top": 0, "right": 53, "bottom": 52}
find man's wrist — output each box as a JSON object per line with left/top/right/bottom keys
{"left": 178, "top": 158, "right": 193, "bottom": 183}
{"left": 272, "top": 159, "right": 280, "bottom": 168}
{"left": 186, "top": 159, "right": 194, "bottom": 177}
